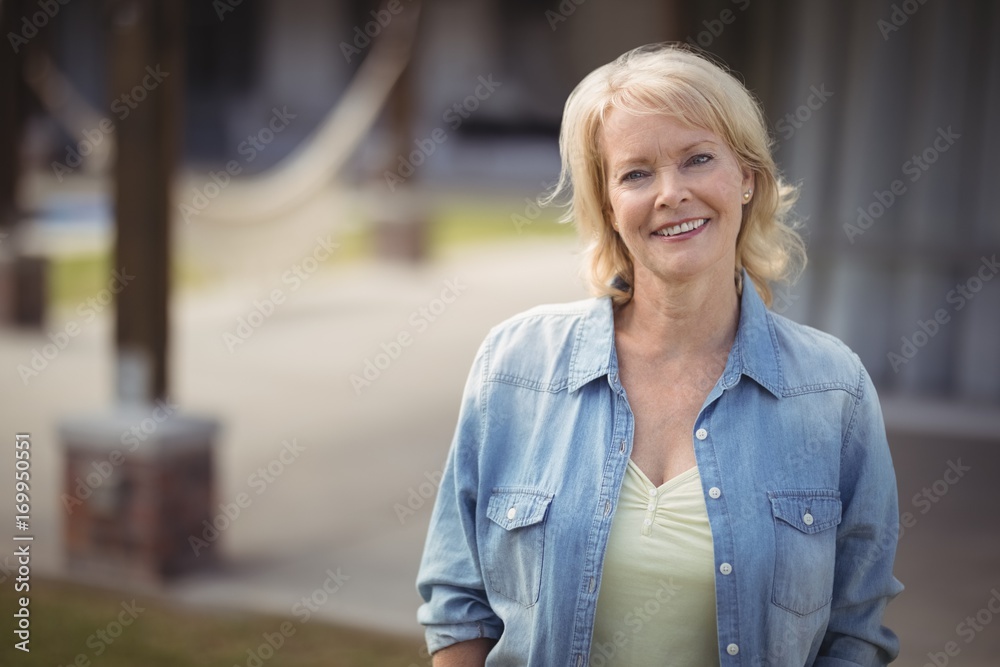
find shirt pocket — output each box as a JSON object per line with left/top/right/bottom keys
{"left": 768, "top": 490, "right": 842, "bottom": 616}
{"left": 483, "top": 488, "right": 554, "bottom": 608}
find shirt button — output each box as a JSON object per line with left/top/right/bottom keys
{"left": 507, "top": 507, "right": 517, "bottom": 520}
{"left": 647, "top": 502, "right": 655, "bottom": 510}
{"left": 643, "top": 518, "right": 652, "bottom": 526}
{"left": 727, "top": 643, "right": 740, "bottom": 655}
{"left": 709, "top": 487, "right": 721, "bottom": 499}
{"left": 719, "top": 562, "right": 732, "bottom": 575}
{"left": 803, "top": 512, "right": 814, "bottom": 526}
{"left": 695, "top": 428, "right": 708, "bottom": 441}
{"left": 649, "top": 488, "right": 657, "bottom": 497}
{"left": 604, "top": 500, "right": 611, "bottom": 516}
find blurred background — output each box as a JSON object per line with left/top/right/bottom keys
{"left": 0, "top": 0, "right": 998, "bottom": 665}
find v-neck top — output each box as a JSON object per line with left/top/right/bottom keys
{"left": 589, "top": 459, "right": 720, "bottom": 666}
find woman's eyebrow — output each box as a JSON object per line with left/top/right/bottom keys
{"left": 610, "top": 139, "right": 719, "bottom": 171}
{"left": 674, "top": 138, "right": 719, "bottom": 152}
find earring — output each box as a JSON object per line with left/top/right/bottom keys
{"left": 743, "top": 191, "right": 752, "bottom": 202}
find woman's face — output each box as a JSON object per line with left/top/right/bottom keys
{"left": 602, "top": 109, "right": 752, "bottom": 290}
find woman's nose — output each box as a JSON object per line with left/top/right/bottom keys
{"left": 654, "top": 171, "right": 689, "bottom": 209}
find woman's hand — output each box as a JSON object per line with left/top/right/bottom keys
{"left": 432, "top": 638, "right": 497, "bottom": 666}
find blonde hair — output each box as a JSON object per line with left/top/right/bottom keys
{"left": 546, "top": 43, "right": 805, "bottom": 307}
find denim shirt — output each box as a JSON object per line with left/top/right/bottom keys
{"left": 416, "top": 272, "right": 903, "bottom": 666}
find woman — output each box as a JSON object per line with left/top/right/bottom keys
{"left": 416, "top": 43, "right": 902, "bottom": 666}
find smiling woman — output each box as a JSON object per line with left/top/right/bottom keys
{"left": 417, "top": 43, "right": 903, "bottom": 667}
{"left": 552, "top": 44, "right": 805, "bottom": 309}
{"left": 602, "top": 112, "right": 750, "bottom": 295}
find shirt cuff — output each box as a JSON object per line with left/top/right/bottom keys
{"left": 425, "top": 621, "right": 503, "bottom": 655}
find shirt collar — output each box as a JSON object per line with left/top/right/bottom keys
{"left": 725, "top": 270, "right": 783, "bottom": 398}
{"left": 567, "top": 269, "right": 783, "bottom": 398}
{"left": 566, "top": 296, "right": 617, "bottom": 392}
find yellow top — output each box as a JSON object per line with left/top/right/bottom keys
{"left": 589, "top": 459, "right": 720, "bottom": 667}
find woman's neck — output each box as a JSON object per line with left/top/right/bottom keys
{"left": 615, "top": 266, "right": 741, "bottom": 364}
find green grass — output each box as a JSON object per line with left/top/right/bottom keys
{"left": 49, "top": 252, "right": 112, "bottom": 309}
{"left": 46, "top": 203, "right": 576, "bottom": 305}
{"left": 0, "top": 578, "right": 426, "bottom": 667}
{"left": 48, "top": 253, "right": 211, "bottom": 308}
{"left": 429, "top": 202, "right": 573, "bottom": 249}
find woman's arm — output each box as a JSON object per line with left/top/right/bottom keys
{"left": 416, "top": 338, "right": 504, "bottom": 656}
{"left": 432, "top": 638, "right": 498, "bottom": 666}
{"left": 816, "top": 365, "right": 903, "bottom": 666}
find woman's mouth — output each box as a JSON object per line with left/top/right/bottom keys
{"left": 652, "top": 218, "right": 710, "bottom": 239}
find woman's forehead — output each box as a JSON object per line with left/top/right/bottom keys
{"left": 601, "top": 110, "right": 724, "bottom": 152}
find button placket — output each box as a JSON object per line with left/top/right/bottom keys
{"left": 641, "top": 485, "right": 657, "bottom": 535}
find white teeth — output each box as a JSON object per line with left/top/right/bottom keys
{"left": 655, "top": 218, "right": 707, "bottom": 237}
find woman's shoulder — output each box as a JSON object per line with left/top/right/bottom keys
{"left": 489, "top": 296, "right": 606, "bottom": 332}
{"left": 477, "top": 296, "right": 612, "bottom": 388}
{"left": 482, "top": 295, "right": 609, "bottom": 341}
{"left": 766, "top": 309, "right": 869, "bottom": 398}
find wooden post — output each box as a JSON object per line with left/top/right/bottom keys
{"left": 58, "top": 0, "right": 218, "bottom": 585}
{"left": 109, "top": 0, "right": 182, "bottom": 402}
{"left": 0, "top": 1, "right": 22, "bottom": 234}
{"left": 370, "top": 0, "right": 428, "bottom": 262}
{"left": 0, "top": 0, "right": 48, "bottom": 328}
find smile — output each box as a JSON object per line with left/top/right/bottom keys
{"left": 652, "top": 218, "right": 709, "bottom": 237}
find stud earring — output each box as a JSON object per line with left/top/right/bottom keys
{"left": 743, "top": 191, "right": 752, "bottom": 202}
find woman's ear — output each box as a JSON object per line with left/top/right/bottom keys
{"left": 742, "top": 168, "right": 755, "bottom": 200}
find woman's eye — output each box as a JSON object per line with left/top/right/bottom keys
{"left": 622, "top": 170, "right": 646, "bottom": 181}
{"left": 689, "top": 153, "right": 714, "bottom": 167}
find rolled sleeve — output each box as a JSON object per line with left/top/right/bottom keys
{"left": 415, "top": 338, "right": 504, "bottom": 654}
{"left": 819, "top": 362, "right": 904, "bottom": 665}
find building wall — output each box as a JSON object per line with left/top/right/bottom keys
{"left": 720, "top": 0, "right": 1000, "bottom": 403}
{"left": 45, "top": 0, "right": 1000, "bottom": 403}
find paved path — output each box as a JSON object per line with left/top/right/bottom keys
{"left": 0, "top": 236, "right": 997, "bottom": 665}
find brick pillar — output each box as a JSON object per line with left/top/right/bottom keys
{"left": 60, "top": 409, "right": 218, "bottom": 583}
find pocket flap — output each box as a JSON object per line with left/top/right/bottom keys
{"left": 769, "top": 490, "right": 842, "bottom": 534}
{"left": 487, "top": 489, "right": 553, "bottom": 531}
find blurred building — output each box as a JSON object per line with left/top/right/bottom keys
{"left": 16, "top": 0, "right": 1000, "bottom": 404}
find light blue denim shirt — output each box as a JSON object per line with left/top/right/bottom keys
{"left": 416, "top": 272, "right": 903, "bottom": 666}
